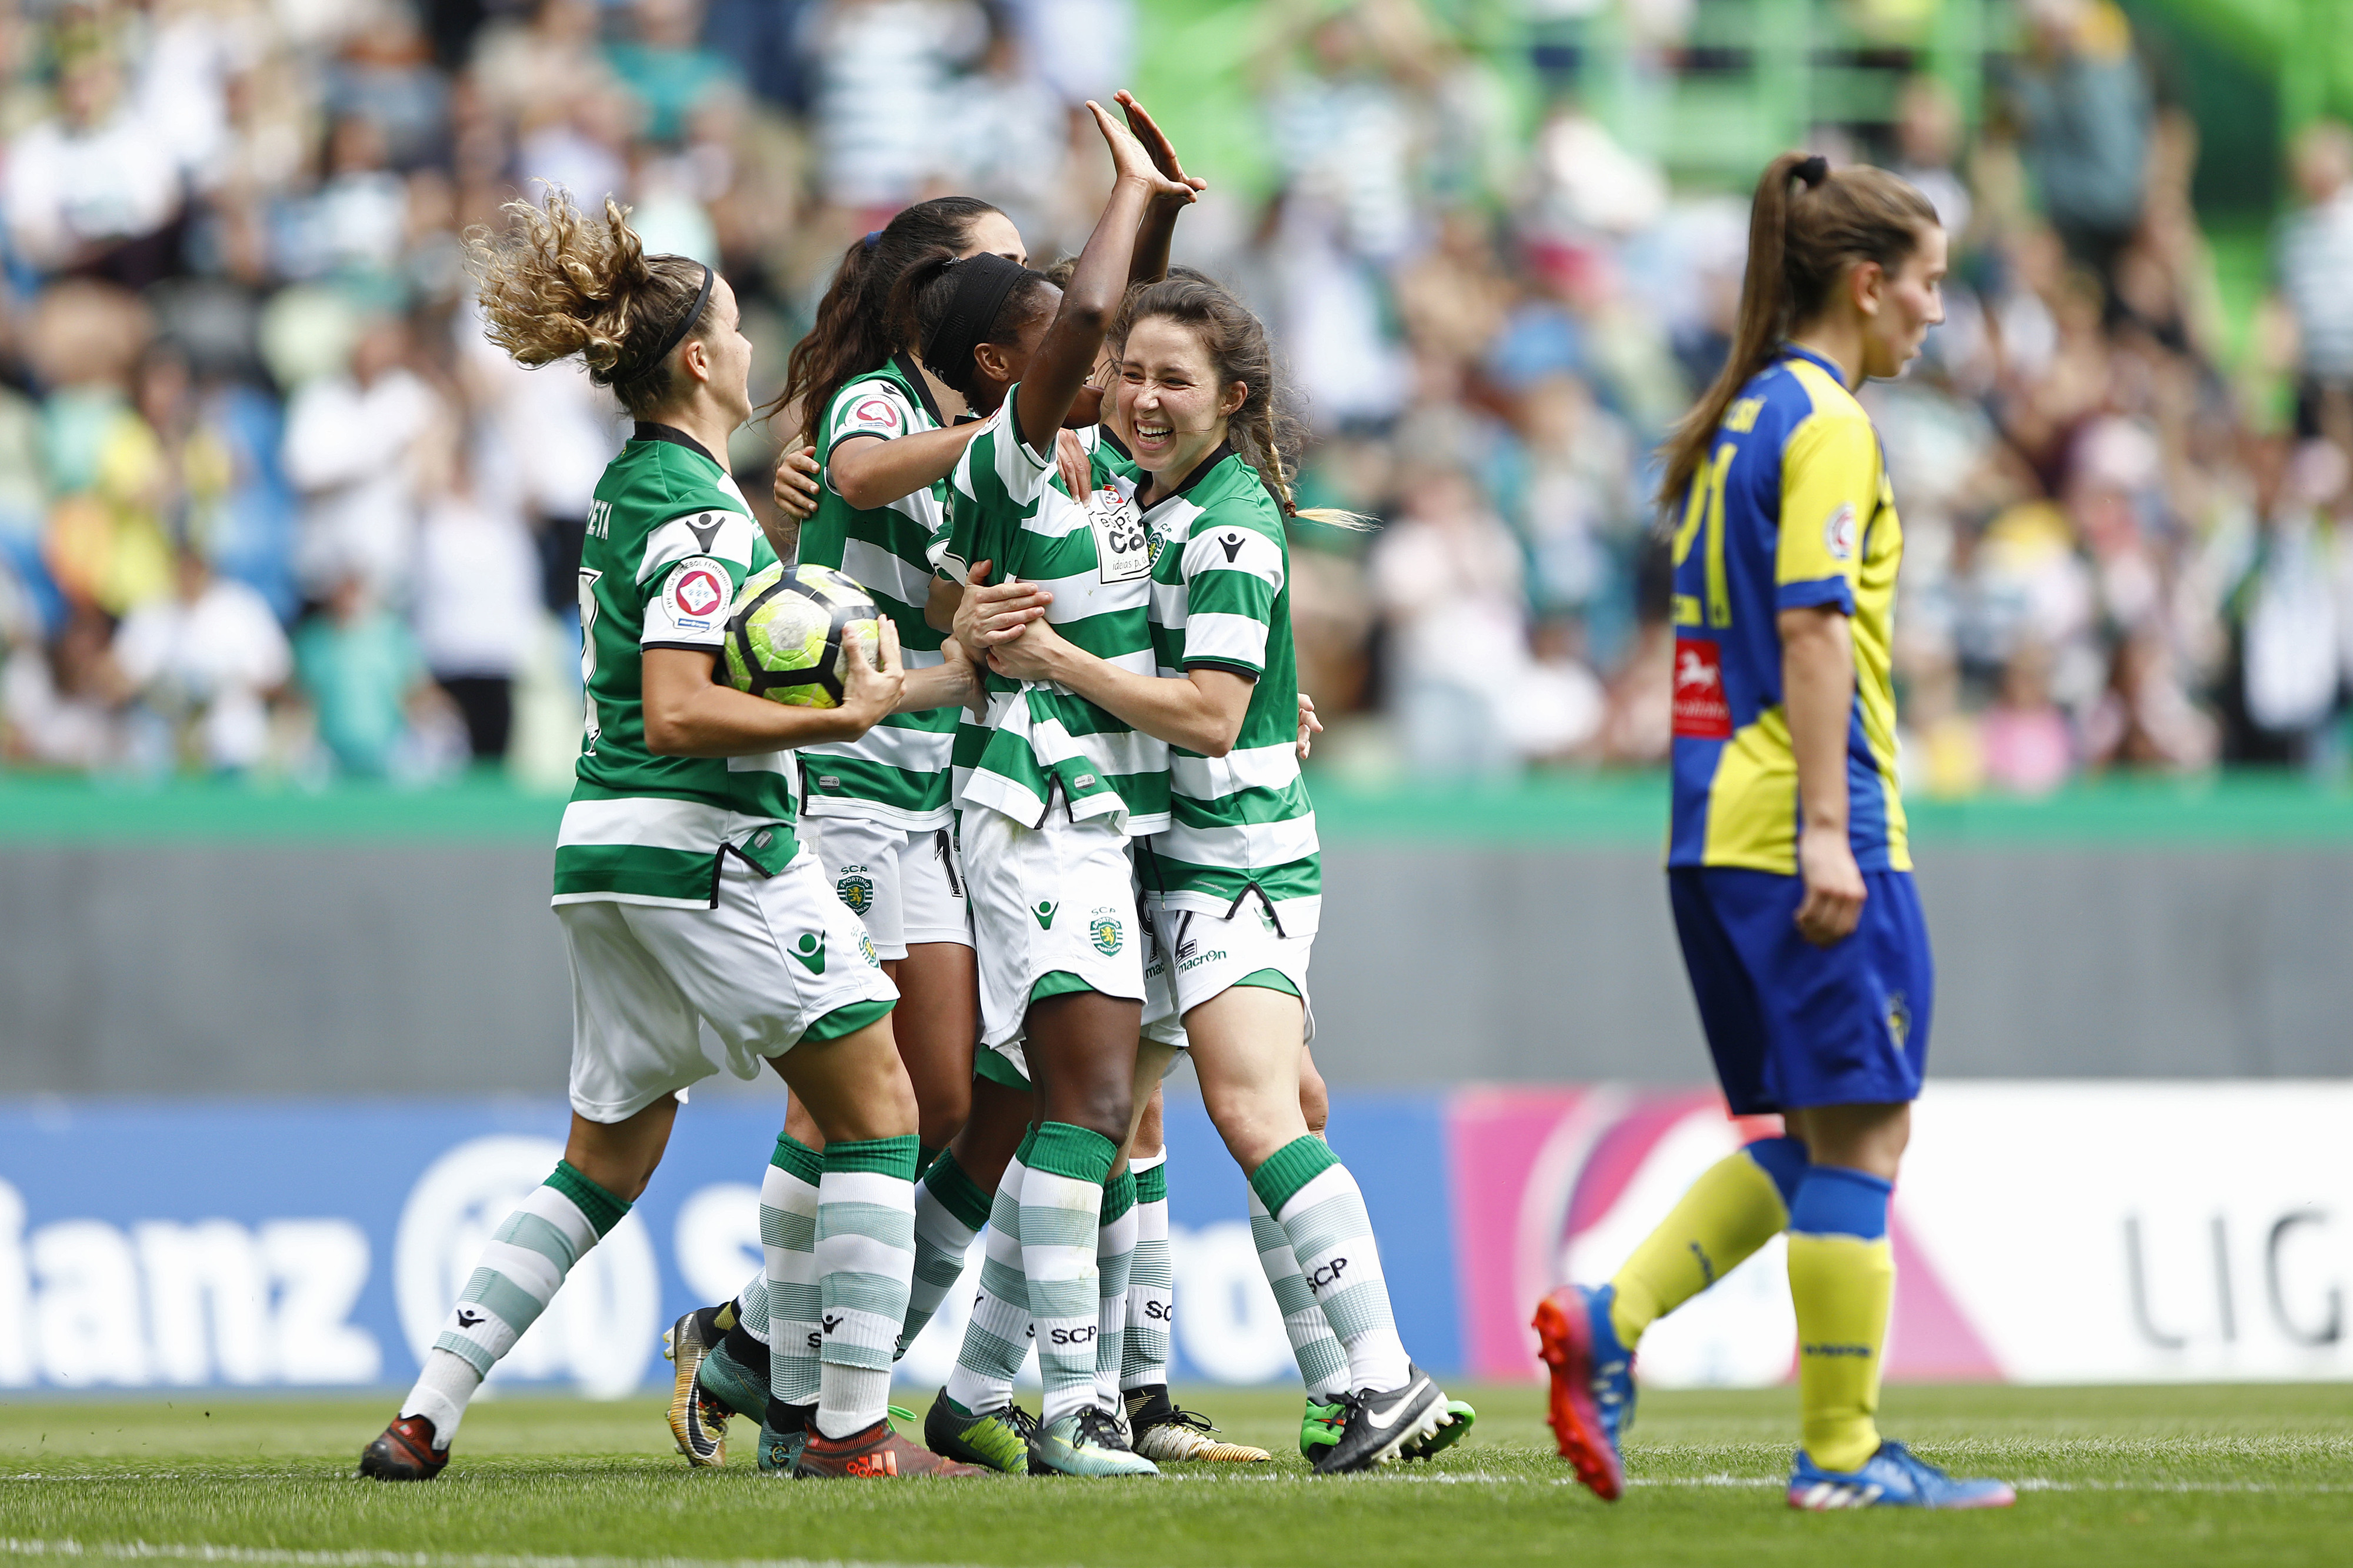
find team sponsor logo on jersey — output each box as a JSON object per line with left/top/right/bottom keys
{"left": 835, "top": 865, "right": 875, "bottom": 914}
{"left": 1032, "top": 900, "right": 1057, "bottom": 930}
{"left": 1089, "top": 908, "right": 1124, "bottom": 956}
{"left": 1086, "top": 485, "right": 1149, "bottom": 583}
{"left": 666, "top": 558, "right": 728, "bottom": 622}
{"left": 1671, "top": 638, "right": 1734, "bottom": 740}
{"left": 790, "top": 932, "right": 826, "bottom": 974}
{"left": 1824, "top": 502, "right": 1858, "bottom": 562}
{"left": 1218, "top": 532, "right": 1246, "bottom": 563}
{"left": 849, "top": 396, "right": 905, "bottom": 436}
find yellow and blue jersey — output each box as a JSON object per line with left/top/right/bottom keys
{"left": 1666, "top": 345, "right": 1907, "bottom": 875}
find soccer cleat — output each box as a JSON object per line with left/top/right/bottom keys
{"left": 695, "top": 1339, "right": 768, "bottom": 1420}
{"left": 1399, "top": 1398, "right": 1478, "bottom": 1463}
{"left": 756, "top": 1402, "right": 812, "bottom": 1474}
{"left": 1311, "top": 1364, "right": 1448, "bottom": 1474}
{"left": 794, "top": 1417, "right": 985, "bottom": 1478}
{"left": 1299, "top": 1397, "right": 1346, "bottom": 1460}
{"left": 1787, "top": 1441, "right": 2017, "bottom": 1510}
{"left": 922, "top": 1387, "right": 1039, "bottom": 1474}
{"left": 358, "top": 1414, "right": 447, "bottom": 1481}
{"left": 1027, "top": 1404, "right": 1161, "bottom": 1477}
{"left": 1124, "top": 1386, "right": 1271, "bottom": 1463}
{"left": 1534, "top": 1282, "right": 1632, "bottom": 1502}
{"left": 664, "top": 1305, "right": 730, "bottom": 1466}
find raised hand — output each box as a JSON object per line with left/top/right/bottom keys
{"left": 1088, "top": 99, "right": 1195, "bottom": 207}
{"left": 1116, "top": 90, "right": 1207, "bottom": 204}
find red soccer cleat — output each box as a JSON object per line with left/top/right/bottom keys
{"left": 1534, "top": 1286, "right": 1627, "bottom": 1502}
{"left": 359, "top": 1414, "right": 449, "bottom": 1481}
{"left": 794, "top": 1418, "right": 985, "bottom": 1478}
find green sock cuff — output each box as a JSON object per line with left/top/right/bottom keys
{"left": 1014, "top": 1123, "right": 1042, "bottom": 1165}
{"left": 549, "top": 1160, "right": 630, "bottom": 1237}
{"left": 923, "top": 1150, "right": 995, "bottom": 1232}
{"left": 915, "top": 1144, "right": 945, "bottom": 1180}
{"left": 1027, "top": 1120, "right": 1116, "bottom": 1184}
{"left": 824, "top": 1135, "right": 920, "bottom": 1180}
{"left": 1248, "top": 1135, "right": 1338, "bottom": 1218}
{"left": 1133, "top": 1160, "right": 1168, "bottom": 1206}
{"left": 769, "top": 1131, "right": 824, "bottom": 1186}
{"left": 1099, "top": 1169, "right": 1138, "bottom": 1226}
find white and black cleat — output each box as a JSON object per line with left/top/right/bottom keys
{"left": 1310, "top": 1363, "right": 1448, "bottom": 1474}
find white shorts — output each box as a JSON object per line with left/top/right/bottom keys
{"left": 962, "top": 805, "right": 1144, "bottom": 1049}
{"left": 809, "top": 816, "right": 971, "bottom": 959}
{"left": 556, "top": 847, "right": 899, "bottom": 1122}
{"left": 1140, "top": 894, "right": 1316, "bottom": 1047}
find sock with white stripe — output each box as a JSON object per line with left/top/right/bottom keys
{"left": 900, "top": 1152, "right": 991, "bottom": 1356}
{"left": 1248, "top": 1182, "right": 1350, "bottom": 1402}
{"left": 1120, "top": 1152, "right": 1172, "bottom": 1392}
{"left": 399, "top": 1160, "right": 626, "bottom": 1447}
{"left": 1249, "top": 1136, "right": 1411, "bottom": 1395}
{"left": 814, "top": 1136, "right": 920, "bottom": 1439}
{"left": 1093, "top": 1169, "right": 1137, "bottom": 1410}
{"left": 1021, "top": 1122, "right": 1115, "bottom": 1424}
{"left": 763, "top": 1133, "right": 825, "bottom": 1414}
{"left": 944, "top": 1132, "right": 1034, "bottom": 1414}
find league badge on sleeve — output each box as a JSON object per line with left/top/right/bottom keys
{"left": 665, "top": 557, "right": 729, "bottom": 632}
{"left": 849, "top": 396, "right": 905, "bottom": 437}
{"left": 1823, "top": 502, "right": 1857, "bottom": 562}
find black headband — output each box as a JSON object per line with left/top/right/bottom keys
{"left": 1795, "top": 155, "right": 1829, "bottom": 189}
{"left": 921, "top": 253, "right": 1034, "bottom": 385}
{"left": 641, "top": 261, "right": 715, "bottom": 375}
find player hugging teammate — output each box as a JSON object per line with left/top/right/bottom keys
{"left": 364, "top": 91, "right": 1465, "bottom": 1484}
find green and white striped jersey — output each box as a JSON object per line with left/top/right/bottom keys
{"left": 554, "top": 424, "right": 799, "bottom": 909}
{"left": 796, "top": 356, "right": 956, "bottom": 830}
{"left": 1141, "top": 448, "right": 1320, "bottom": 933}
{"left": 933, "top": 386, "right": 1168, "bottom": 832}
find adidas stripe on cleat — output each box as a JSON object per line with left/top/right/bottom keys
{"left": 664, "top": 1305, "right": 730, "bottom": 1466}
{"left": 794, "top": 1417, "right": 985, "bottom": 1478}
{"left": 1311, "top": 1365, "right": 1448, "bottom": 1474}
{"left": 1534, "top": 1283, "right": 1631, "bottom": 1502}
{"left": 358, "top": 1414, "right": 447, "bottom": 1481}
{"left": 1788, "top": 1442, "right": 2017, "bottom": 1510}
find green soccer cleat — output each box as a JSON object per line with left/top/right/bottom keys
{"left": 695, "top": 1338, "right": 769, "bottom": 1421}
{"left": 923, "top": 1386, "right": 1039, "bottom": 1474}
{"left": 1028, "top": 1406, "right": 1161, "bottom": 1477}
{"left": 1300, "top": 1397, "right": 1346, "bottom": 1460}
{"left": 756, "top": 1402, "right": 812, "bottom": 1475}
{"left": 1400, "top": 1399, "right": 1477, "bottom": 1462}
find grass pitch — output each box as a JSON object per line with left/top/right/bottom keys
{"left": 3, "top": 1384, "right": 2348, "bottom": 1568}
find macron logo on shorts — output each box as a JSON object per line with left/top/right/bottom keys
{"left": 1672, "top": 638, "right": 1734, "bottom": 740}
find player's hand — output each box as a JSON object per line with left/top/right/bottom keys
{"left": 838, "top": 616, "right": 905, "bottom": 730}
{"left": 1089, "top": 98, "right": 1195, "bottom": 206}
{"left": 1794, "top": 826, "right": 1866, "bottom": 947}
{"left": 772, "top": 445, "right": 821, "bottom": 522}
{"left": 1295, "top": 692, "right": 1322, "bottom": 761}
{"left": 954, "top": 560, "right": 1052, "bottom": 658}
{"left": 1116, "top": 90, "right": 1208, "bottom": 206}
{"left": 986, "top": 615, "right": 1069, "bottom": 682}
{"left": 1055, "top": 427, "right": 1092, "bottom": 501}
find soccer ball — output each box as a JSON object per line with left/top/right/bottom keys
{"left": 722, "top": 563, "right": 882, "bottom": 709}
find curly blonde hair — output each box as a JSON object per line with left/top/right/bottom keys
{"left": 466, "top": 186, "right": 712, "bottom": 417}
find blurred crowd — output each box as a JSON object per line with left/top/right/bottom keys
{"left": 0, "top": 0, "right": 2349, "bottom": 792}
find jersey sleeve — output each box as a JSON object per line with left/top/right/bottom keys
{"left": 990, "top": 385, "right": 1056, "bottom": 506}
{"left": 1775, "top": 411, "right": 1878, "bottom": 616}
{"left": 1179, "top": 514, "right": 1285, "bottom": 678}
{"left": 822, "top": 376, "right": 918, "bottom": 462}
{"left": 936, "top": 409, "right": 1024, "bottom": 583}
{"left": 638, "top": 502, "right": 758, "bottom": 649}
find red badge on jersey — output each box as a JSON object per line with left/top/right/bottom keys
{"left": 1672, "top": 638, "right": 1734, "bottom": 740}
{"left": 671, "top": 565, "right": 725, "bottom": 620}
{"left": 850, "top": 397, "right": 904, "bottom": 435}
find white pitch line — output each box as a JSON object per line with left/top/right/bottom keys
{"left": 0, "top": 1543, "right": 981, "bottom": 1568}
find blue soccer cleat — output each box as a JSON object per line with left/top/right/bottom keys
{"left": 1787, "top": 1441, "right": 2017, "bottom": 1510}
{"left": 1534, "top": 1283, "right": 1635, "bottom": 1501}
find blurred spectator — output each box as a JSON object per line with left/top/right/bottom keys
{"left": 412, "top": 418, "right": 538, "bottom": 763}
{"left": 2274, "top": 120, "right": 2353, "bottom": 453}
{"left": 5, "top": 42, "right": 182, "bottom": 286}
{"left": 114, "top": 535, "right": 291, "bottom": 775}
{"left": 282, "top": 313, "right": 440, "bottom": 602}
{"left": 2009, "top": 0, "right": 2150, "bottom": 295}
{"left": 294, "top": 569, "right": 442, "bottom": 777}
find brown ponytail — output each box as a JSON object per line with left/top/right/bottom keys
{"left": 1655, "top": 153, "right": 1938, "bottom": 511}
{"left": 1111, "top": 270, "right": 1371, "bottom": 529}
{"left": 466, "top": 185, "right": 713, "bottom": 418}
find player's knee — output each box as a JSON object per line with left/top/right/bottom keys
{"left": 916, "top": 1076, "right": 971, "bottom": 1150}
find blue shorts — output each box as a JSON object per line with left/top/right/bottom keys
{"left": 1667, "top": 866, "right": 1933, "bottom": 1116}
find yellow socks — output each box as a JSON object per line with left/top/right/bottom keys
{"left": 1607, "top": 1136, "right": 1807, "bottom": 1347}
{"left": 1786, "top": 1165, "right": 1895, "bottom": 1473}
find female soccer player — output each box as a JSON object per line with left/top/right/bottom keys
{"left": 360, "top": 188, "right": 982, "bottom": 1482}
{"left": 970, "top": 272, "right": 1471, "bottom": 1473}
{"left": 1532, "top": 152, "right": 2012, "bottom": 1510}
{"left": 911, "top": 96, "right": 1197, "bottom": 1478}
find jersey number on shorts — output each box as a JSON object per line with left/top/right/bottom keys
{"left": 578, "top": 567, "right": 604, "bottom": 752}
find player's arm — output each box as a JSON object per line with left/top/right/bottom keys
{"left": 1121, "top": 90, "right": 1205, "bottom": 289}
{"left": 829, "top": 424, "right": 982, "bottom": 511}
{"left": 893, "top": 635, "right": 979, "bottom": 715}
{"left": 642, "top": 622, "right": 904, "bottom": 756}
{"left": 988, "top": 618, "right": 1252, "bottom": 757}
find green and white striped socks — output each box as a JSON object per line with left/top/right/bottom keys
{"left": 944, "top": 1132, "right": 1034, "bottom": 1414}
{"left": 1248, "top": 1182, "right": 1351, "bottom": 1402}
{"left": 901, "top": 1152, "right": 992, "bottom": 1356}
{"left": 401, "top": 1160, "right": 628, "bottom": 1446}
{"left": 1093, "top": 1169, "right": 1137, "bottom": 1409}
{"left": 763, "top": 1133, "right": 825, "bottom": 1412}
{"left": 1021, "top": 1122, "right": 1115, "bottom": 1424}
{"left": 812, "top": 1136, "right": 919, "bottom": 1439}
{"left": 1120, "top": 1152, "right": 1172, "bottom": 1392}
{"left": 1249, "top": 1136, "right": 1410, "bottom": 1395}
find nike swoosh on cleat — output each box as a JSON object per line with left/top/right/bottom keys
{"left": 1360, "top": 1377, "right": 1430, "bottom": 1430}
